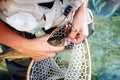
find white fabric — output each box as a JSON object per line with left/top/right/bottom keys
{"left": 63, "top": 0, "right": 84, "bottom": 11}
{"left": 0, "top": 0, "right": 85, "bottom": 33}
{"left": 6, "top": 12, "right": 38, "bottom": 33}
{"left": 87, "top": 9, "right": 94, "bottom": 24}
{"left": 15, "top": 0, "right": 55, "bottom": 4}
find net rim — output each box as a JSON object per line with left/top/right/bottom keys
{"left": 26, "top": 39, "right": 91, "bottom": 80}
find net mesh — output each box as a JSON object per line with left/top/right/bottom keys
{"left": 27, "top": 26, "right": 91, "bottom": 80}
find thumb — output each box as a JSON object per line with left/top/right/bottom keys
{"left": 68, "top": 28, "right": 78, "bottom": 40}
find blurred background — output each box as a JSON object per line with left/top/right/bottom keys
{"left": 0, "top": 0, "right": 120, "bottom": 80}
{"left": 88, "top": 0, "right": 120, "bottom": 80}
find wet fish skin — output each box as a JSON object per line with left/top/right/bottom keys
{"left": 48, "top": 36, "right": 66, "bottom": 47}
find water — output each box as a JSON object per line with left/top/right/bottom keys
{"left": 88, "top": 10, "right": 120, "bottom": 80}
{"left": 92, "top": 0, "right": 120, "bottom": 18}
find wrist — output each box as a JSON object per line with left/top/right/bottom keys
{"left": 10, "top": 38, "right": 31, "bottom": 52}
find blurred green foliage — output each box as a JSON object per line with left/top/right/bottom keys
{"left": 0, "top": 60, "right": 9, "bottom": 80}
{"left": 88, "top": 11, "right": 120, "bottom": 80}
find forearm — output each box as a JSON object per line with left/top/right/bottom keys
{"left": 79, "top": 0, "right": 89, "bottom": 11}
{"left": 0, "top": 21, "right": 29, "bottom": 51}
{"left": 68, "top": 0, "right": 89, "bottom": 43}
{"left": 74, "top": 0, "right": 88, "bottom": 21}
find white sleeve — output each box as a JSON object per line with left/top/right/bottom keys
{"left": 6, "top": 12, "right": 38, "bottom": 33}
{"left": 0, "top": 11, "right": 7, "bottom": 23}
{"left": 69, "top": 0, "right": 84, "bottom": 11}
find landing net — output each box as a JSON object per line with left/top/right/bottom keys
{"left": 27, "top": 27, "right": 91, "bottom": 80}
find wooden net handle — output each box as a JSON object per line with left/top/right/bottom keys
{"left": 85, "top": 39, "right": 91, "bottom": 80}
{"left": 26, "top": 59, "right": 35, "bottom": 80}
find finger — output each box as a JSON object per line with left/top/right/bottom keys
{"left": 33, "top": 53, "right": 51, "bottom": 61}
{"left": 47, "top": 53, "right": 56, "bottom": 57}
{"left": 47, "top": 45, "right": 64, "bottom": 53}
{"left": 68, "top": 33, "right": 87, "bottom": 44}
{"left": 68, "top": 25, "right": 80, "bottom": 40}
{"left": 33, "top": 56, "right": 47, "bottom": 61}
{"left": 67, "top": 38, "right": 76, "bottom": 43}
{"left": 67, "top": 32, "right": 80, "bottom": 43}
{"left": 76, "top": 34, "right": 87, "bottom": 43}
{"left": 34, "top": 52, "right": 56, "bottom": 61}
{"left": 37, "top": 51, "right": 57, "bottom": 58}
{"left": 68, "top": 30, "right": 78, "bottom": 40}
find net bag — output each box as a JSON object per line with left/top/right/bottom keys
{"left": 26, "top": 26, "right": 91, "bottom": 80}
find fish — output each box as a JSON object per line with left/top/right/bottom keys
{"left": 48, "top": 36, "right": 66, "bottom": 47}
{"left": 0, "top": 10, "right": 95, "bottom": 61}
{"left": 0, "top": 26, "right": 68, "bottom": 61}
{"left": 47, "top": 26, "right": 68, "bottom": 47}
{"left": 0, "top": 21, "right": 94, "bottom": 61}
{"left": 92, "top": 0, "right": 120, "bottom": 18}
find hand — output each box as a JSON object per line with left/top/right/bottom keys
{"left": 68, "top": 17, "right": 88, "bottom": 44}
{"left": 68, "top": 3, "right": 88, "bottom": 44}
{"left": 0, "top": 21, "right": 64, "bottom": 61}
{"left": 18, "top": 34, "right": 64, "bottom": 61}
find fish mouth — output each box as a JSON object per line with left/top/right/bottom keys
{"left": 47, "top": 26, "right": 69, "bottom": 47}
